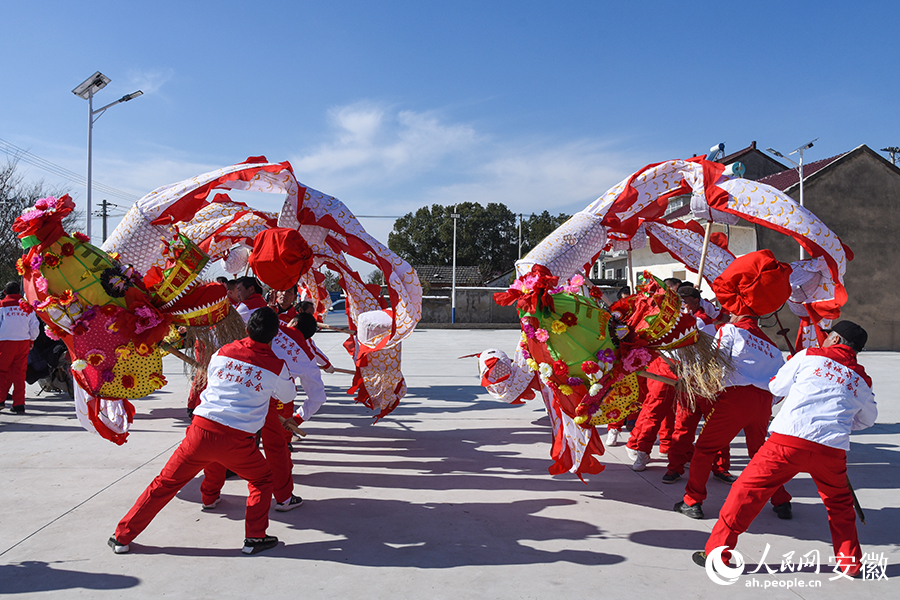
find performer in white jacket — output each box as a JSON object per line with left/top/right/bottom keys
{"left": 204, "top": 277, "right": 326, "bottom": 512}
{"left": 696, "top": 320, "right": 877, "bottom": 577}
{"left": 110, "top": 308, "right": 295, "bottom": 555}
{"left": 0, "top": 281, "right": 40, "bottom": 414}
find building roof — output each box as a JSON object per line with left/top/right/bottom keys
{"left": 718, "top": 140, "right": 764, "bottom": 165}
{"left": 414, "top": 265, "right": 483, "bottom": 287}
{"left": 757, "top": 152, "right": 849, "bottom": 191}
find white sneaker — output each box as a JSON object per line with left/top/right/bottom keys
{"left": 275, "top": 495, "right": 304, "bottom": 512}
{"left": 631, "top": 450, "right": 651, "bottom": 471}
{"left": 108, "top": 536, "right": 130, "bottom": 554}
{"left": 626, "top": 447, "right": 638, "bottom": 462}
{"left": 606, "top": 428, "right": 620, "bottom": 447}
{"left": 202, "top": 496, "right": 221, "bottom": 510}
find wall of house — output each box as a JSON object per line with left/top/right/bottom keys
{"left": 756, "top": 149, "right": 900, "bottom": 350}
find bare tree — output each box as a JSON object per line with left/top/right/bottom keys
{"left": 0, "top": 159, "right": 82, "bottom": 285}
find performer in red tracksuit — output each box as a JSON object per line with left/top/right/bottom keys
{"left": 0, "top": 281, "right": 41, "bottom": 414}
{"left": 697, "top": 321, "right": 876, "bottom": 577}
{"left": 626, "top": 357, "right": 677, "bottom": 470}
{"left": 272, "top": 286, "right": 298, "bottom": 324}
{"left": 109, "top": 308, "right": 295, "bottom": 555}
{"left": 203, "top": 276, "right": 326, "bottom": 512}
{"left": 674, "top": 314, "right": 792, "bottom": 519}
{"left": 656, "top": 287, "right": 730, "bottom": 483}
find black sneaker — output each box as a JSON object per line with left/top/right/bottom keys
{"left": 11, "top": 405, "right": 24, "bottom": 415}
{"left": 661, "top": 470, "right": 681, "bottom": 484}
{"left": 773, "top": 502, "right": 792, "bottom": 520}
{"left": 692, "top": 551, "right": 708, "bottom": 568}
{"left": 713, "top": 471, "right": 737, "bottom": 484}
{"left": 674, "top": 501, "right": 704, "bottom": 519}
{"left": 275, "top": 495, "right": 303, "bottom": 512}
{"left": 108, "top": 535, "right": 130, "bottom": 554}
{"left": 242, "top": 535, "right": 278, "bottom": 555}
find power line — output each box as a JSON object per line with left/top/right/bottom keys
{"left": 0, "top": 137, "right": 140, "bottom": 202}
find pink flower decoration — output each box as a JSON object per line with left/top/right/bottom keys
{"left": 133, "top": 305, "right": 164, "bottom": 335}
{"left": 19, "top": 209, "right": 44, "bottom": 222}
{"left": 622, "top": 347, "right": 652, "bottom": 372}
{"left": 535, "top": 328, "right": 549, "bottom": 343}
{"left": 35, "top": 277, "right": 49, "bottom": 293}
{"left": 522, "top": 272, "right": 540, "bottom": 290}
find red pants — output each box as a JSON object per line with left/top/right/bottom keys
{"left": 667, "top": 398, "right": 729, "bottom": 475}
{"left": 0, "top": 340, "right": 31, "bottom": 407}
{"left": 626, "top": 377, "right": 676, "bottom": 454}
{"left": 203, "top": 398, "right": 295, "bottom": 504}
{"left": 115, "top": 416, "right": 273, "bottom": 543}
{"left": 684, "top": 385, "right": 790, "bottom": 507}
{"left": 707, "top": 433, "right": 860, "bottom": 575}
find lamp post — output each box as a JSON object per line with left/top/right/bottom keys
{"left": 766, "top": 138, "right": 817, "bottom": 260}
{"left": 72, "top": 72, "right": 142, "bottom": 242}
{"left": 451, "top": 210, "right": 460, "bottom": 324}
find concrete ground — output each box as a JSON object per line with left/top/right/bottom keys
{"left": 0, "top": 328, "right": 897, "bottom": 599}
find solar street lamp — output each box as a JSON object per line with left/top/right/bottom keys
{"left": 73, "top": 71, "right": 142, "bottom": 241}
{"left": 766, "top": 139, "right": 817, "bottom": 260}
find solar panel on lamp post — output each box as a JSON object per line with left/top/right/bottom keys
{"left": 72, "top": 72, "right": 142, "bottom": 242}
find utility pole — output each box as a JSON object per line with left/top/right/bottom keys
{"left": 882, "top": 147, "right": 900, "bottom": 166}
{"left": 101, "top": 199, "right": 109, "bottom": 241}
{"left": 451, "top": 209, "right": 460, "bottom": 324}
{"left": 518, "top": 213, "right": 523, "bottom": 259}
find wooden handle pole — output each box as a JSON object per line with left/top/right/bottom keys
{"left": 636, "top": 370, "right": 678, "bottom": 386}
{"left": 158, "top": 342, "right": 201, "bottom": 369}
{"left": 328, "top": 367, "right": 356, "bottom": 375}
{"left": 696, "top": 221, "right": 713, "bottom": 292}
{"left": 277, "top": 414, "right": 307, "bottom": 437}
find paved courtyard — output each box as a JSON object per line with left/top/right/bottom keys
{"left": 1, "top": 328, "right": 897, "bottom": 599}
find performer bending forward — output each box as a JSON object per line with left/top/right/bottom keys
{"left": 695, "top": 321, "right": 876, "bottom": 577}
{"left": 109, "top": 308, "right": 296, "bottom": 556}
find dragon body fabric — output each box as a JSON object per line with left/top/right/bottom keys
{"left": 15, "top": 157, "right": 422, "bottom": 444}
{"left": 486, "top": 156, "right": 852, "bottom": 478}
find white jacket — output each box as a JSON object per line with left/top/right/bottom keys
{"left": 0, "top": 295, "right": 40, "bottom": 342}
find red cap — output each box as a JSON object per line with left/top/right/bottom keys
{"left": 713, "top": 249, "right": 792, "bottom": 316}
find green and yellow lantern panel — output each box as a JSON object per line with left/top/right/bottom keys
{"left": 39, "top": 236, "right": 129, "bottom": 309}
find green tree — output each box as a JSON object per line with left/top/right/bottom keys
{"left": 322, "top": 269, "right": 342, "bottom": 292}
{"left": 389, "top": 202, "right": 520, "bottom": 281}
{"left": 0, "top": 160, "right": 78, "bottom": 285}
{"left": 366, "top": 270, "right": 385, "bottom": 286}
{"left": 389, "top": 204, "right": 571, "bottom": 281}
{"left": 520, "top": 211, "right": 571, "bottom": 256}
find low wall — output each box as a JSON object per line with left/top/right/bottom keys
{"left": 421, "top": 288, "right": 518, "bottom": 324}
{"left": 420, "top": 286, "right": 623, "bottom": 324}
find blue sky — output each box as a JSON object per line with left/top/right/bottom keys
{"left": 2, "top": 0, "right": 898, "bottom": 268}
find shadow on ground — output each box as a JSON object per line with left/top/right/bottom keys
{"left": 0, "top": 561, "right": 139, "bottom": 594}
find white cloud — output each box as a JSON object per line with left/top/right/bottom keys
{"left": 290, "top": 102, "right": 481, "bottom": 189}
{"left": 423, "top": 139, "right": 638, "bottom": 214}
{"left": 289, "top": 101, "right": 642, "bottom": 217}
{"left": 126, "top": 68, "right": 174, "bottom": 96}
